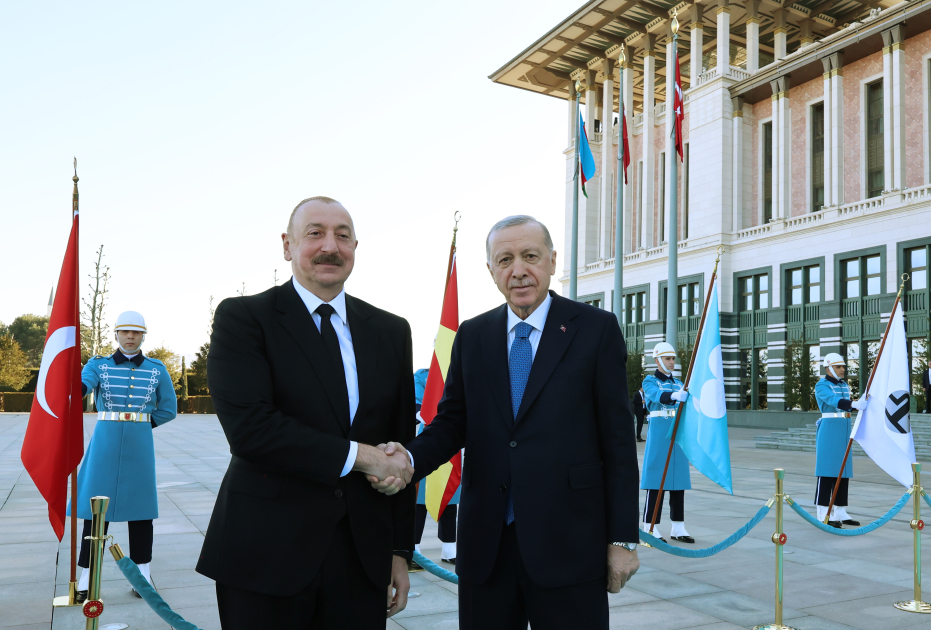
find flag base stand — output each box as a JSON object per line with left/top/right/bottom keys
{"left": 52, "top": 581, "right": 80, "bottom": 607}
{"left": 894, "top": 464, "right": 931, "bottom": 614}
{"left": 893, "top": 600, "right": 931, "bottom": 613}
{"left": 752, "top": 625, "right": 798, "bottom": 630}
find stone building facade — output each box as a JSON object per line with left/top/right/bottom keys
{"left": 490, "top": 0, "right": 931, "bottom": 410}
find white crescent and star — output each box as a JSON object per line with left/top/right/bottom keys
{"left": 35, "top": 326, "right": 76, "bottom": 418}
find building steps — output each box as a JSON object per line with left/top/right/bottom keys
{"left": 754, "top": 416, "right": 931, "bottom": 459}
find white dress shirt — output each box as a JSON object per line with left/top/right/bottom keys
{"left": 292, "top": 277, "right": 359, "bottom": 477}
{"left": 506, "top": 292, "right": 552, "bottom": 361}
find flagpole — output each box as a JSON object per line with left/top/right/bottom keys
{"left": 649, "top": 245, "right": 723, "bottom": 534}
{"left": 69, "top": 160, "right": 79, "bottom": 596}
{"left": 824, "top": 274, "right": 908, "bottom": 524}
{"left": 665, "top": 11, "right": 681, "bottom": 351}
{"left": 444, "top": 212, "right": 460, "bottom": 287}
{"left": 570, "top": 79, "right": 582, "bottom": 301}
{"left": 613, "top": 48, "right": 626, "bottom": 325}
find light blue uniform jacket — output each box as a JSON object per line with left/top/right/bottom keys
{"left": 641, "top": 370, "right": 691, "bottom": 491}
{"left": 414, "top": 368, "right": 460, "bottom": 507}
{"left": 814, "top": 376, "right": 853, "bottom": 478}
{"left": 67, "top": 352, "right": 177, "bottom": 521}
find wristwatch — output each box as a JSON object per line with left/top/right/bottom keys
{"left": 612, "top": 542, "right": 638, "bottom": 552}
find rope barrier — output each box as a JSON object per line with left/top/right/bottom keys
{"left": 921, "top": 489, "right": 931, "bottom": 512}
{"left": 114, "top": 556, "right": 203, "bottom": 630}
{"left": 785, "top": 490, "right": 912, "bottom": 536}
{"left": 639, "top": 503, "right": 773, "bottom": 557}
{"left": 413, "top": 551, "right": 459, "bottom": 584}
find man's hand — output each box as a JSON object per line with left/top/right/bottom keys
{"left": 387, "top": 554, "right": 410, "bottom": 618}
{"left": 366, "top": 442, "right": 413, "bottom": 495}
{"left": 851, "top": 396, "right": 870, "bottom": 411}
{"left": 672, "top": 388, "right": 689, "bottom": 403}
{"left": 353, "top": 443, "right": 413, "bottom": 495}
{"left": 607, "top": 545, "right": 639, "bottom": 593}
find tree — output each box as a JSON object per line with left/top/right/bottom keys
{"left": 677, "top": 341, "right": 694, "bottom": 383}
{"left": 627, "top": 348, "right": 646, "bottom": 400}
{"left": 180, "top": 357, "right": 189, "bottom": 402}
{"left": 188, "top": 342, "right": 210, "bottom": 394}
{"left": 81, "top": 245, "right": 111, "bottom": 360}
{"left": 783, "top": 338, "right": 804, "bottom": 410}
{"left": 911, "top": 329, "right": 930, "bottom": 411}
{"left": 147, "top": 345, "right": 181, "bottom": 388}
{"left": 7, "top": 315, "right": 49, "bottom": 367}
{"left": 0, "top": 335, "right": 31, "bottom": 391}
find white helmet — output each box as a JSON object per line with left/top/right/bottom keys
{"left": 114, "top": 311, "right": 147, "bottom": 333}
{"left": 823, "top": 353, "right": 845, "bottom": 369}
{"left": 652, "top": 342, "right": 676, "bottom": 359}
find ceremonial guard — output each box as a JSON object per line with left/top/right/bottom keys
{"left": 641, "top": 342, "right": 693, "bottom": 543}
{"left": 814, "top": 353, "right": 867, "bottom": 527}
{"left": 69, "top": 311, "right": 177, "bottom": 600}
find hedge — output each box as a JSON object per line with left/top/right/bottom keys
{"left": 0, "top": 393, "right": 215, "bottom": 414}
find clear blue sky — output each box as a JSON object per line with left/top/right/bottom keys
{"left": 0, "top": 1, "right": 572, "bottom": 366}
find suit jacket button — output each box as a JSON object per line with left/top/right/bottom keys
{"left": 509, "top": 441, "right": 517, "bottom": 448}
{"left": 334, "top": 489, "right": 343, "bottom": 498}
{"left": 500, "top": 484, "right": 507, "bottom": 492}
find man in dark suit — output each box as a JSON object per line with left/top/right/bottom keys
{"left": 373, "top": 215, "right": 641, "bottom": 629}
{"left": 196, "top": 197, "right": 416, "bottom": 629}
{"left": 634, "top": 387, "right": 647, "bottom": 442}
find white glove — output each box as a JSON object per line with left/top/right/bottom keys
{"left": 851, "top": 398, "right": 869, "bottom": 411}
{"left": 672, "top": 389, "right": 689, "bottom": 403}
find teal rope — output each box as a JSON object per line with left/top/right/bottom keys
{"left": 786, "top": 490, "right": 911, "bottom": 536}
{"left": 922, "top": 490, "right": 931, "bottom": 511}
{"left": 639, "top": 503, "right": 772, "bottom": 557}
{"left": 413, "top": 551, "right": 458, "bottom": 584}
{"left": 114, "top": 556, "right": 203, "bottom": 630}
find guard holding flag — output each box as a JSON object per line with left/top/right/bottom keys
{"left": 69, "top": 310, "right": 177, "bottom": 601}
{"left": 641, "top": 342, "right": 693, "bottom": 543}
{"left": 814, "top": 353, "right": 867, "bottom": 527}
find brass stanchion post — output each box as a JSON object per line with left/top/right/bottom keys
{"left": 81, "top": 496, "right": 109, "bottom": 629}
{"left": 895, "top": 463, "right": 931, "bottom": 613}
{"left": 754, "top": 469, "right": 798, "bottom": 630}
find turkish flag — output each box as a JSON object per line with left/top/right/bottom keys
{"left": 21, "top": 210, "right": 84, "bottom": 540}
{"left": 673, "top": 50, "right": 685, "bottom": 161}
{"left": 621, "top": 105, "right": 631, "bottom": 184}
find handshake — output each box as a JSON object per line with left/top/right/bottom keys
{"left": 352, "top": 442, "right": 413, "bottom": 496}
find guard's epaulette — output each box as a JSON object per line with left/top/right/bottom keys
{"left": 147, "top": 357, "right": 166, "bottom": 367}
{"left": 91, "top": 355, "right": 105, "bottom": 360}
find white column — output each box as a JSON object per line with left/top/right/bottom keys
{"left": 831, "top": 54, "right": 845, "bottom": 205}
{"left": 642, "top": 48, "right": 656, "bottom": 248}
{"left": 732, "top": 97, "right": 744, "bottom": 231}
{"left": 690, "top": 4, "right": 704, "bottom": 81}
{"left": 716, "top": 4, "right": 731, "bottom": 76}
{"left": 770, "top": 82, "right": 780, "bottom": 218}
{"left": 586, "top": 85, "right": 598, "bottom": 136}
{"left": 774, "top": 10, "right": 787, "bottom": 60}
{"left": 601, "top": 60, "right": 615, "bottom": 259}
{"left": 664, "top": 31, "right": 676, "bottom": 244}
{"left": 892, "top": 38, "right": 906, "bottom": 190}
{"left": 567, "top": 84, "right": 576, "bottom": 147}
{"left": 883, "top": 45, "right": 894, "bottom": 192}
{"left": 623, "top": 57, "right": 635, "bottom": 254}
{"left": 778, "top": 76, "right": 791, "bottom": 219}
{"left": 746, "top": 18, "right": 759, "bottom": 73}
{"left": 822, "top": 58, "right": 833, "bottom": 207}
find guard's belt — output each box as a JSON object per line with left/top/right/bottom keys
{"left": 820, "top": 412, "right": 851, "bottom": 418}
{"left": 98, "top": 411, "right": 150, "bottom": 423}
{"left": 649, "top": 410, "right": 676, "bottom": 418}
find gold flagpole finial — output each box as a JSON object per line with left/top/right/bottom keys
{"left": 72, "top": 157, "right": 79, "bottom": 216}
{"left": 452, "top": 211, "right": 461, "bottom": 248}
{"left": 712, "top": 245, "right": 725, "bottom": 274}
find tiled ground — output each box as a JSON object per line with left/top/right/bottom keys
{"left": 3, "top": 412, "right": 931, "bottom": 629}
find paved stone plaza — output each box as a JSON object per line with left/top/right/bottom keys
{"left": 3, "top": 412, "right": 931, "bottom": 629}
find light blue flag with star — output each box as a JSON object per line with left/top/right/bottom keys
{"left": 672, "top": 280, "right": 733, "bottom": 494}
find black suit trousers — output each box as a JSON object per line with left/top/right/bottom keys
{"left": 459, "top": 523, "right": 608, "bottom": 630}
{"left": 215, "top": 517, "right": 384, "bottom": 629}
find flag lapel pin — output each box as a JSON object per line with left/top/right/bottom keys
{"left": 560, "top": 325, "right": 567, "bottom": 332}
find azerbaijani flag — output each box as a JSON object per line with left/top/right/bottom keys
{"left": 579, "top": 111, "right": 597, "bottom": 197}
{"left": 420, "top": 254, "right": 462, "bottom": 520}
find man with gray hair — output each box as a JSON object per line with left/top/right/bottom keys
{"left": 373, "top": 215, "right": 641, "bottom": 629}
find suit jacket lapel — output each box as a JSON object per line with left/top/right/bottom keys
{"left": 276, "top": 281, "right": 350, "bottom": 435}
{"left": 481, "top": 304, "right": 513, "bottom": 429}
{"left": 514, "top": 293, "right": 578, "bottom": 424}
{"left": 345, "top": 295, "right": 377, "bottom": 435}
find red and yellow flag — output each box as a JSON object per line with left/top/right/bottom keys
{"left": 420, "top": 254, "right": 461, "bottom": 520}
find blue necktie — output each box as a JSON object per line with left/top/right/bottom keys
{"left": 505, "top": 321, "right": 533, "bottom": 524}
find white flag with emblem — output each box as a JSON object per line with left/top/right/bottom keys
{"left": 851, "top": 305, "right": 916, "bottom": 487}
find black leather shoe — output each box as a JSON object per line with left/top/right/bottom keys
{"left": 827, "top": 520, "right": 844, "bottom": 529}
{"left": 75, "top": 590, "right": 87, "bottom": 604}
{"left": 670, "top": 536, "right": 695, "bottom": 543}
{"left": 636, "top": 437, "right": 645, "bottom": 442}
{"left": 441, "top": 557, "right": 456, "bottom": 565}
{"left": 131, "top": 588, "right": 142, "bottom": 598}
{"left": 842, "top": 519, "right": 861, "bottom": 526}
